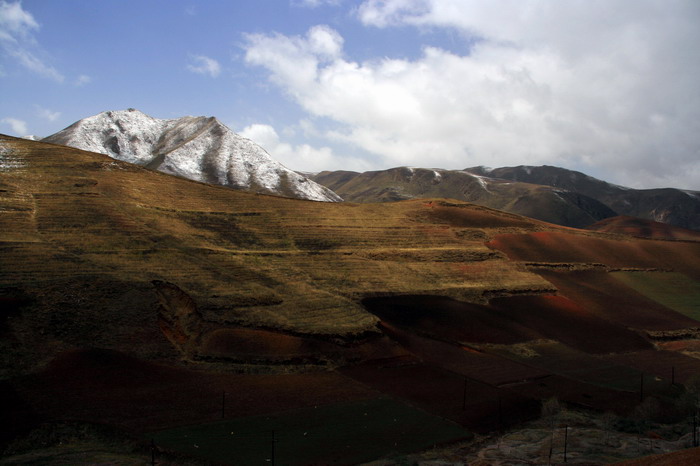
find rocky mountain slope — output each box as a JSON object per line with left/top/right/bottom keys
{"left": 467, "top": 165, "right": 700, "bottom": 230}
{"left": 312, "top": 165, "right": 700, "bottom": 230}
{"left": 43, "top": 109, "right": 341, "bottom": 202}
{"left": 312, "top": 167, "right": 616, "bottom": 229}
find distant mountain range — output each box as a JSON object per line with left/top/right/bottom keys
{"left": 469, "top": 165, "right": 700, "bottom": 230}
{"left": 43, "top": 109, "right": 341, "bottom": 202}
{"left": 312, "top": 166, "right": 700, "bottom": 230}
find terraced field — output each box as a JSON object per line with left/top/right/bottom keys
{"left": 2, "top": 135, "right": 700, "bottom": 464}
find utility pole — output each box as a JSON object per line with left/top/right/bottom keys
{"left": 271, "top": 430, "right": 276, "bottom": 466}
{"left": 498, "top": 397, "right": 503, "bottom": 429}
{"left": 563, "top": 425, "right": 568, "bottom": 463}
{"left": 462, "top": 377, "right": 467, "bottom": 410}
{"left": 222, "top": 391, "right": 226, "bottom": 419}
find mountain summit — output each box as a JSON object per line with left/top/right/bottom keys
{"left": 43, "top": 109, "right": 341, "bottom": 202}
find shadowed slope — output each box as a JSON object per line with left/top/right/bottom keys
{"left": 535, "top": 270, "right": 700, "bottom": 331}
{"left": 587, "top": 215, "right": 700, "bottom": 241}
{"left": 479, "top": 165, "right": 700, "bottom": 230}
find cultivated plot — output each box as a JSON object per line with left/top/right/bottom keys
{"left": 610, "top": 271, "right": 700, "bottom": 322}
{"left": 149, "top": 398, "right": 471, "bottom": 465}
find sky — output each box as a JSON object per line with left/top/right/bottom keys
{"left": 1, "top": 0, "right": 699, "bottom": 190}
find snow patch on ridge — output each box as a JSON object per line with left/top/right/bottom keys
{"left": 0, "top": 142, "right": 25, "bottom": 172}
{"left": 463, "top": 171, "right": 491, "bottom": 192}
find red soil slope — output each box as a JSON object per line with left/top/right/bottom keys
{"left": 13, "top": 348, "right": 375, "bottom": 433}
{"left": 379, "top": 321, "right": 549, "bottom": 386}
{"left": 488, "top": 295, "right": 652, "bottom": 354}
{"left": 536, "top": 269, "right": 699, "bottom": 331}
{"left": 363, "top": 296, "right": 538, "bottom": 345}
{"left": 200, "top": 328, "right": 339, "bottom": 361}
{"left": 588, "top": 215, "right": 700, "bottom": 241}
{"left": 487, "top": 231, "right": 700, "bottom": 278}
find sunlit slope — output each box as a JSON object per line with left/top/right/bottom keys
{"left": 488, "top": 230, "right": 700, "bottom": 279}
{"left": 0, "top": 135, "right": 551, "bottom": 343}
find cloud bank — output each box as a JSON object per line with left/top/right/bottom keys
{"left": 244, "top": 0, "right": 700, "bottom": 189}
{"left": 240, "top": 123, "right": 371, "bottom": 173}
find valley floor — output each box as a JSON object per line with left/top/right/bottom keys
{"left": 367, "top": 408, "right": 700, "bottom": 465}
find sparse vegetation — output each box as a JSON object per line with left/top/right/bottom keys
{"left": 2, "top": 136, "right": 700, "bottom": 465}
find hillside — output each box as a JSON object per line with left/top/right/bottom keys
{"left": 2, "top": 135, "right": 700, "bottom": 464}
{"left": 311, "top": 165, "right": 700, "bottom": 230}
{"left": 470, "top": 165, "right": 700, "bottom": 230}
{"left": 587, "top": 215, "right": 700, "bottom": 241}
{"left": 43, "top": 109, "right": 341, "bottom": 202}
{"left": 0, "top": 135, "right": 555, "bottom": 375}
{"left": 312, "top": 167, "right": 616, "bottom": 228}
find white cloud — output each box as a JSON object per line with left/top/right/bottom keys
{"left": 240, "top": 123, "right": 371, "bottom": 173}
{"left": 244, "top": 1, "right": 700, "bottom": 189}
{"left": 1, "top": 117, "right": 28, "bottom": 135}
{"left": 292, "top": 0, "right": 341, "bottom": 8}
{"left": 35, "top": 105, "right": 60, "bottom": 121}
{"left": 0, "top": 1, "right": 64, "bottom": 82}
{"left": 75, "top": 74, "right": 91, "bottom": 86}
{"left": 187, "top": 54, "right": 221, "bottom": 78}
{"left": 0, "top": 0, "right": 38, "bottom": 41}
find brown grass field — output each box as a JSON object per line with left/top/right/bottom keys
{"left": 2, "top": 135, "right": 700, "bottom": 464}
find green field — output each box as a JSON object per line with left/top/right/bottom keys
{"left": 611, "top": 271, "right": 700, "bottom": 322}
{"left": 149, "top": 398, "right": 472, "bottom": 465}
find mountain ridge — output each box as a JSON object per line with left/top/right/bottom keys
{"left": 312, "top": 166, "right": 618, "bottom": 229}
{"left": 312, "top": 165, "right": 699, "bottom": 230}
{"left": 42, "top": 109, "right": 341, "bottom": 202}
{"left": 467, "top": 165, "right": 700, "bottom": 229}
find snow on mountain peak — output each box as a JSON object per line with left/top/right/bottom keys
{"left": 43, "top": 110, "right": 341, "bottom": 202}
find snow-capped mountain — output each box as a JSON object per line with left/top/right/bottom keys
{"left": 43, "top": 109, "right": 341, "bottom": 202}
